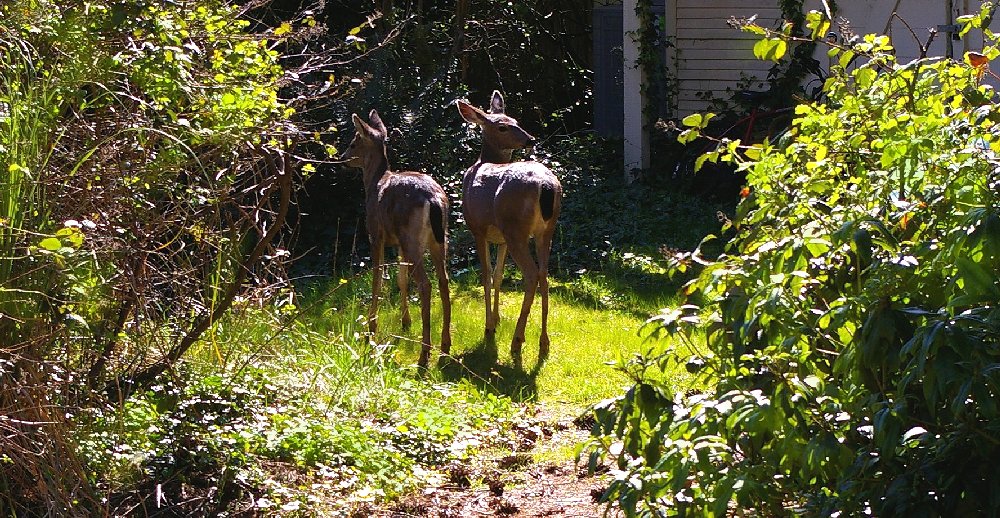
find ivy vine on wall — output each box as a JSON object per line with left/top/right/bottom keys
{"left": 634, "top": 0, "right": 675, "bottom": 121}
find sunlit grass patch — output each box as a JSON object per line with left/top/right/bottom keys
{"left": 312, "top": 269, "right": 695, "bottom": 413}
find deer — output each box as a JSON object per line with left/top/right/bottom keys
{"left": 456, "top": 90, "right": 562, "bottom": 361}
{"left": 342, "top": 109, "right": 452, "bottom": 368}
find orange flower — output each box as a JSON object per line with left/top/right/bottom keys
{"left": 967, "top": 52, "right": 990, "bottom": 81}
{"left": 740, "top": 186, "right": 751, "bottom": 198}
{"left": 967, "top": 51, "right": 989, "bottom": 69}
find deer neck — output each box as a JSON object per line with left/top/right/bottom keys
{"left": 362, "top": 152, "right": 390, "bottom": 194}
{"left": 479, "top": 141, "right": 514, "bottom": 165}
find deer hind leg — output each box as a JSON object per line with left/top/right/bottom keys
{"left": 369, "top": 241, "right": 386, "bottom": 339}
{"left": 536, "top": 231, "right": 554, "bottom": 357}
{"left": 429, "top": 239, "right": 451, "bottom": 356}
{"left": 474, "top": 237, "right": 496, "bottom": 337}
{"left": 505, "top": 236, "right": 539, "bottom": 358}
{"left": 397, "top": 256, "right": 411, "bottom": 330}
{"left": 491, "top": 243, "right": 507, "bottom": 331}
{"left": 401, "top": 244, "right": 433, "bottom": 368}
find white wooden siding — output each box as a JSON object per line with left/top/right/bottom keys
{"left": 668, "top": 0, "right": 988, "bottom": 116}
{"left": 670, "top": 0, "right": 784, "bottom": 116}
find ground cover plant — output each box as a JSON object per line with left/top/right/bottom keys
{"left": 73, "top": 303, "right": 532, "bottom": 515}
{"left": 586, "top": 5, "right": 1000, "bottom": 516}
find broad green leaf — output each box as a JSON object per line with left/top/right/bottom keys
{"left": 682, "top": 113, "right": 704, "bottom": 128}
{"left": 56, "top": 227, "right": 84, "bottom": 248}
{"left": 955, "top": 257, "right": 999, "bottom": 297}
{"left": 753, "top": 38, "right": 787, "bottom": 62}
{"left": 677, "top": 128, "right": 699, "bottom": 144}
{"left": 838, "top": 49, "right": 856, "bottom": 68}
{"left": 805, "top": 10, "right": 831, "bottom": 41}
{"left": 274, "top": 22, "right": 292, "bottom": 36}
{"left": 39, "top": 237, "right": 61, "bottom": 251}
{"left": 855, "top": 67, "right": 877, "bottom": 89}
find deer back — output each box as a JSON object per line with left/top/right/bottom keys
{"left": 371, "top": 170, "right": 448, "bottom": 247}
{"left": 462, "top": 160, "right": 560, "bottom": 241}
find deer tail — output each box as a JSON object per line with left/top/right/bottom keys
{"left": 429, "top": 200, "right": 446, "bottom": 244}
{"left": 540, "top": 184, "right": 556, "bottom": 221}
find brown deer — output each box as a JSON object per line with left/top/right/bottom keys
{"left": 456, "top": 91, "right": 562, "bottom": 359}
{"left": 343, "top": 110, "right": 452, "bottom": 367}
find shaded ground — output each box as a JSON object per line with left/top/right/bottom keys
{"left": 373, "top": 413, "right": 619, "bottom": 518}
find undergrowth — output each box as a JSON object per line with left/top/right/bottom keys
{"left": 73, "top": 303, "right": 529, "bottom": 515}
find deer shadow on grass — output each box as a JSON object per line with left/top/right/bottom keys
{"left": 436, "top": 335, "right": 547, "bottom": 403}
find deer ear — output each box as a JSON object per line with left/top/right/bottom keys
{"left": 352, "top": 113, "right": 378, "bottom": 140}
{"left": 368, "top": 109, "right": 388, "bottom": 136}
{"left": 456, "top": 100, "right": 488, "bottom": 125}
{"left": 489, "top": 90, "right": 505, "bottom": 114}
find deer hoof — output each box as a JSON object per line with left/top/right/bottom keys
{"left": 539, "top": 335, "right": 550, "bottom": 358}
{"left": 510, "top": 336, "right": 525, "bottom": 355}
{"left": 440, "top": 338, "right": 452, "bottom": 356}
{"left": 485, "top": 327, "right": 496, "bottom": 338}
{"left": 418, "top": 349, "right": 430, "bottom": 369}
{"left": 401, "top": 316, "right": 412, "bottom": 330}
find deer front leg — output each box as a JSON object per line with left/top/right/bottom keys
{"left": 491, "top": 243, "right": 507, "bottom": 331}
{"left": 474, "top": 237, "right": 495, "bottom": 337}
{"left": 369, "top": 241, "right": 386, "bottom": 339}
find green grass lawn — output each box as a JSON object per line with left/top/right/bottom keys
{"left": 312, "top": 268, "right": 693, "bottom": 415}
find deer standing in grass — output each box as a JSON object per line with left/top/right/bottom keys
{"left": 457, "top": 91, "right": 562, "bottom": 359}
{"left": 343, "top": 110, "right": 451, "bottom": 367}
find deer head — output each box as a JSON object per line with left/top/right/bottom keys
{"left": 457, "top": 91, "right": 536, "bottom": 163}
{"left": 343, "top": 110, "right": 390, "bottom": 187}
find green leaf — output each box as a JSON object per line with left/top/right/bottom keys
{"left": 753, "top": 38, "right": 787, "bottom": 62}
{"left": 677, "top": 128, "right": 699, "bottom": 144}
{"left": 56, "top": 227, "right": 84, "bottom": 248}
{"left": 855, "top": 67, "right": 877, "bottom": 89}
{"left": 955, "top": 257, "right": 999, "bottom": 297}
{"left": 838, "top": 49, "right": 856, "bottom": 68}
{"left": 695, "top": 150, "right": 719, "bottom": 172}
{"left": 682, "top": 113, "right": 704, "bottom": 128}
{"left": 805, "top": 10, "right": 831, "bottom": 41}
{"left": 274, "top": 22, "right": 292, "bottom": 36}
{"left": 39, "top": 237, "right": 61, "bottom": 251}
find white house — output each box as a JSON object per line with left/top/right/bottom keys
{"left": 602, "top": 0, "right": 988, "bottom": 175}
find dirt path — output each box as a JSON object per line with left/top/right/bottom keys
{"left": 375, "top": 414, "right": 617, "bottom": 517}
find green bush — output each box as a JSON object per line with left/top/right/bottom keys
{"left": 0, "top": 1, "right": 324, "bottom": 512}
{"left": 587, "top": 7, "right": 1000, "bottom": 516}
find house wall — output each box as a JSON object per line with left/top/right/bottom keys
{"left": 671, "top": 0, "right": 783, "bottom": 116}
{"left": 593, "top": 0, "right": 989, "bottom": 168}
{"left": 812, "top": 0, "right": 984, "bottom": 64}
{"left": 671, "top": 0, "right": 986, "bottom": 116}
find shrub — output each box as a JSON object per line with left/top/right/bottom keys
{"left": 587, "top": 7, "right": 1000, "bottom": 516}
{"left": 0, "top": 1, "right": 335, "bottom": 512}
